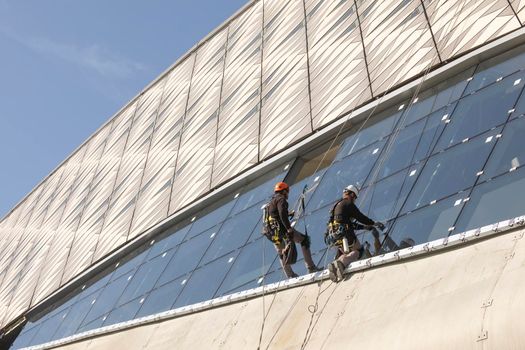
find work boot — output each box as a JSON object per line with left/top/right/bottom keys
{"left": 327, "top": 262, "right": 338, "bottom": 282}
{"left": 307, "top": 265, "right": 323, "bottom": 274}
{"left": 335, "top": 260, "right": 346, "bottom": 282}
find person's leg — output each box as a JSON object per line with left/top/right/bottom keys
{"left": 335, "top": 240, "right": 361, "bottom": 281}
{"left": 291, "top": 229, "right": 321, "bottom": 272}
{"left": 275, "top": 241, "right": 297, "bottom": 278}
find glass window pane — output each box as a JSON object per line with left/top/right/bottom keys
{"left": 402, "top": 95, "right": 435, "bottom": 126}
{"left": 335, "top": 109, "right": 401, "bottom": 160}
{"left": 215, "top": 238, "right": 276, "bottom": 296}
{"left": 309, "top": 140, "right": 386, "bottom": 211}
{"left": 412, "top": 106, "right": 452, "bottom": 162}
{"left": 464, "top": 44, "right": 525, "bottom": 94}
{"left": 511, "top": 89, "right": 525, "bottom": 119}
{"left": 359, "top": 165, "right": 421, "bottom": 223}
{"left": 117, "top": 250, "right": 174, "bottom": 306}
{"left": 432, "top": 67, "right": 474, "bottom": 110}
{"left": 53, "top": 290, "right": 102, "bottom": 340}
{"left": 454, "top": 166, "right": 525, "bottom": 233}
{"left": 230, "top": 169, "right": 288, "bottom": 215}
{"left": 10, "top": 322, "right": 42, "bottom": 349}
{"left": 185, "top": 200, "right": 237, "bottom": 239}
{"left": 111, "top": 249, "right": 149, "bottom": 281}
{"left": 102, "top": 298, "right": 143, "bottom": 327}
{"left": 481, "top": 117, "right": 525, "bottom": 180}
{"left": 25, "top": 311, "right": 66, "bottom": 346}
{"left": 387, "top": 193, "right": 466, "bottom": 250}
{"left": 146, "top": 223, "right": 192, "bottom": 259}
{"left": 302, "top": 208, "right": 331, "bottom": 255}
{"left": 201, "top": 204, "right": 262, "bottom": 265}
{"left": 403, "top": 128, "right": 500, "bottom": 213}
{"left": 374, "top": 120, "right": 425, "bottom": 179}
{"left": 77, "top": 316, "right": 106, "bottom": 334}
{"left": 155, "top": 228, "right": 215, "bottom": 286}
{"left": 436, "top": 72, "right": 524, "bottom": 151}
{"left": 82, "top": 273, "right": 131, "bottom": 326}
{"left": 173, "top": 254, "right": 235, "bottom": 308}
{"left": 135, "top": 276, "right": 185, "bottom": 318}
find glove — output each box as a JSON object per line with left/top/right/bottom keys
{"left": 288, "top": 210, "right": 295, "bottom": 219}
{"left": 374, "top": 222, "right": 386, "bottom": 230}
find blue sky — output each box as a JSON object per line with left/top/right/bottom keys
{"left": 0, "top": 0, "right": 249, "bottom": 219}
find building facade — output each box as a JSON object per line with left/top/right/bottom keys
{"left": 3, "top": 0, "right": 525, "bottom": 348}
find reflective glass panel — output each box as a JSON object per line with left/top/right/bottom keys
{"left": 373, "top": 119, "right": 425, "bottom": 180}
{"left": 135, "top": 276, "right": 185, "bottom": 318}
{"left": 230, "top": 169, "right": 288, "bottom": 215}
{"left": 102, "top": 298, "right": 142, "bottom": 327}
{"left": 436, "top": 72, "right": 524, "bottom": 151}
{"left": 82, "top": 273, "right": 130, "bottom": 326}
{"left": 77, "top": 316, "right": 105, "bottom": 334}
{"left": 432, "top": 67, "right": 473, "bottom": 111}
{"left": 155, "top": 227, "right": 216, "bottom": 286}
{"left": 359, "top": 165, "right": 421, "bottom": 223}
{"left": 387, "top": 193, "right": 466, "bottom": 250}
{"left": 185, "top": 200, "right": 236, "bottom": 239}
{"left": 511, "top": 90, "right": 525, "bottom": 119}
{"left": 481, "top": 117, "right": 525, "bottom": 180}
{"left": 412, "top": 107, "right": 452, "bottom": 162}
{"left": 173, "top": 254, "right": 235, "bottom": 308}
{"left": 111, "top": 249, "right": 149, "bottom": 281}
{"left": 303, "top": 208, "right": 332, "bottom": 254}
{"left": 309, "top": 140, "right": 386, "bottom": 211}
{"left": 215, "top": 238, "right": 276, "bottom": 296}
{"left": 53, "top": 290, "right": 102, "bottom": 340}
{"left": 10, "top": 322, "right": 41, "bottom": 349}
{"left": 24, "top": 310, "right": 66, "bottom": 346}
{"left": 335, "top": 110, "right": 401, "bottom": 160}
{"left": 403, "top": 128, "right": 501, "bottom": 212}
{"left": 146, "top": 223, "right": 192, "bottom": 259}
{"left": 201, "top": 203, "right": 262, "bottom": 265}
{"left": 401, "top": 95, "right": 435, "bottom": 126}
{"left": 454, "top": 166, "right": 525, "bottom": 233}
{"left": 117, "top": 250, "right": 174, "bottom": 306}
{"left": 464, "top": 44, "right": 525, "bottom": 94}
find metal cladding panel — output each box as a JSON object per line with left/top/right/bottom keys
{"left": 59, "top": 103, "right": 137, "bottom": 284}
{"left": 30, "top": 125, "right": 113, "bottom": 303}
{"left": 425, "top": 0, "right": 521, "bottom": 61}
{"left": 259, "top": 0, "right": 312, "bottom": 160}
{"left": 130, "top": 55, "right": 195, "bottom": 237}
{"left": 1, "top": 229, "right": 51, "bottom": 325}
{"left": 358, "top": 0, "right": 439, "bottom": 95}
{"left": 169, "top": 30, "right": 228, "bottom": 213}
{"left": 212, "top": 2, "right": 263, "bottom": 188}
{"left": 511, "top": 0, "right": 525, "bottom": 23}
{"left": 95, "top": 81, "right": 165, "bottom": 261}
{"left": 307, "top": 0, "right": 371, "bottom": 129}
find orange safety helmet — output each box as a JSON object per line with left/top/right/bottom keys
{"left": 274, "top": 181, "right": 289, "bottom": 192}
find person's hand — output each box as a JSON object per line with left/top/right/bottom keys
{"left": 374, "top": 222, "right": 386, "bottom": 230}
{"left": 286, "top": 228, "right": 294, "bottom": 240}
{"left": 374, "top": 237, "right": 381, "bottom": 253}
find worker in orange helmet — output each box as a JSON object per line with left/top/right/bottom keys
{"left": 262, "top": 182, "right": 322, "bottom": 278}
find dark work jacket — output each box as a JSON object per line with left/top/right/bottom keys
{"left": 267, "top": 193, "right": 291, "bottom": 231}
{"left": 333, "top": 198, "right": 374, "bottom": 226}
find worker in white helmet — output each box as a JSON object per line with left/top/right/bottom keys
{"left": 325, "top": 185, "right": 385, "bottom": 282}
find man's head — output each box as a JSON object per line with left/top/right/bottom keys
{"left": 343, "top": 185, "right": 359, "bottom": 202}
{"left": 274, "top": 182, "right": 290, "bottom": 199}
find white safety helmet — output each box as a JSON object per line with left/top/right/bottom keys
{"left": 343, "top": 185, "right": 359, "bottom": 198}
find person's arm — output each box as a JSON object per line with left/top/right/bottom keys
{"left": 277, "top": 198, "right": 292, "bottom": 230}
{"left": 350, "top": 203, "right": 375, "bottom": 226}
